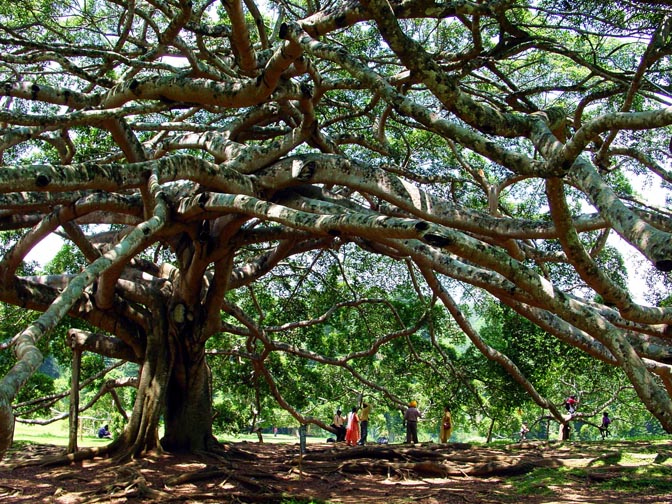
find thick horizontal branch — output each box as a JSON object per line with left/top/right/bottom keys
{"left": 68, "top": 329, "right": 142, "bottom": 363}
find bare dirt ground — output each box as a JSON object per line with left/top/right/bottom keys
{"left": 1, "top": 439, "right": 672, "bottom": 503}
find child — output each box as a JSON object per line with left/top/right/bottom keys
{"left": 600, "top": 412, "right": 611, "bottom": 439}
{"left": 564, "top": 395, "right": 578, "bottom": 415}
{"left": 519, "top": 422, "right": 530, "bottom": 441}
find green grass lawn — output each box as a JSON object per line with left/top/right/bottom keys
{"left": 12, "top": 419, "right": 112, "bottom": 447}
{"left": 12, "top": 420, "right": 329, "bottom": 447}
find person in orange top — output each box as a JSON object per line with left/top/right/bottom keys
{"left": 439, "top": 406, "right": 452, "bottom": 443}
{"left": 345, "top": 406, "right": 360, "bottom": 446}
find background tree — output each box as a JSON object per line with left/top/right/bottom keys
{"left": 1, "top": 0, "right": 672, "bottom": 460}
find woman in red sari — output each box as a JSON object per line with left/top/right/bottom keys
{"left": 345, "top": 406, "right": 360, "bottom": 446}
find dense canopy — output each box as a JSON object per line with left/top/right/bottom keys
{"left": 1, "top": 0, "right": 672, "bottom": 459}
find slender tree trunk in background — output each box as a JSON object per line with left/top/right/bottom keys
{"left": 253, "top": 372, "right": 264, "bottom": 443}
{"left": 385, "top": 412, "right": 395, "bottom": 443}
{"left": 67, "top": 348, "right": 81, "bottom": 454}
{"left": 546, "top": 418, "right": 551, "bottom": 440}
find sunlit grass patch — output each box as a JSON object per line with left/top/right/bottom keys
{"left": 587, "top": 451, "right": 623, "bottom": 466}
{"left": 510, "top": 460, "right": 672, "bottom": 497}
{"left": 595, "top": 465, "right": 672, "bottom": 493}
{"left": 583, "top": 444, "right": 672, "bottom": 493}
{"left": 509, "top": 466, "right": 584, "bottom": 496}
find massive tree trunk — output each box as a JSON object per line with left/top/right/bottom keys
{"left": 111, "top": 297, "right": 219, "bottom": 456}
{"left": 161, "top": 300, "right": 218, "bottom": 453}
{"left": 162, "top": 332, "right": 216, "bottom": 451}
{"left": 117, "top": 310, "right": 172, "bottom": 458}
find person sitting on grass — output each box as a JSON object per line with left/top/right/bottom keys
{"left": 97, "top": 424, "right": 112, "bottom": 439}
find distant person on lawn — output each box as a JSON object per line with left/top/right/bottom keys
{"left": 332, "top": 409, "right": 346, "bottom": 441}
{"left": 358, "top": 402, "right": 371, "bottom": 445}
{"left": 404, "top": 400, "right": 422, "bottom": 444}
{"left": 345, "top": 406, "right": 360, "bottom": 446}
{"left": 440, "top": 405, "right": 453, "bottom": 443}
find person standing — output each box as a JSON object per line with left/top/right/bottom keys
{"left": 345, "top": 406, "right": 360, "bottom": 446}
{"left": 439, "top": 405, "right": 452, "bottom": 443}
{"left": 404, "top": 400, "right": 422, "bottom": 444}
{"left": 358, "top": 402, "right": 371, "bottom": 445}
{"left": 332, "top": 409, "right": 346, "bottom": 441}
{"left": 600, "top": 412, "right": 611, "bottom": 439}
